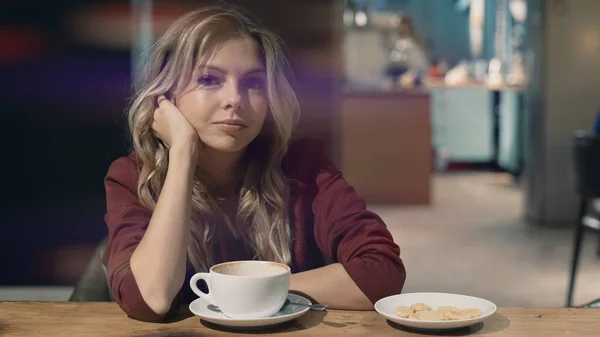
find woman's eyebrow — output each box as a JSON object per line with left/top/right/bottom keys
{"left": 197, "top": 64, "right": 265, "bottom": 76}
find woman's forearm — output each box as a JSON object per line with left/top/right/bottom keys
{"left": 289, "top": 263, "right": 373, "bottom": 310}
{"left": 130, "top": 144, "right": 197, "bottom": 315}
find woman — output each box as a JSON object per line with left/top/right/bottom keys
{"left": 103, "top": 5, "right": 406, "bottom": 321}
{"left": 386, "top": 15, "right": 429, "bottom": 85}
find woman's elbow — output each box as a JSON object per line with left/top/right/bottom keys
{"left": 109, "top": 266, "right": 177, "bottom": 322}
{"left": 143, "top": 296, "right": 173, "bottom": 317}
{"left": 137, "top": 288, "right": 177, "bottom": 318}
{"left": 122, "top": 298, "right": 170, "bottom": 322}
{"left": 120, "top": 288, "right": 175, "bottom": 322}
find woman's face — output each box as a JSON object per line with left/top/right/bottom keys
{"left": 175, "top": 37, "right": 269, "bottom": 153}
{"left": 399, "top": 20, "right": 411, "bottom": 37}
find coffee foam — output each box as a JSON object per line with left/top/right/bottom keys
{"left": 213, "top": 261, "right": 289, "bottom": 277}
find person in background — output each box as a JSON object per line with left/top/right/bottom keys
{"left": 386, "top": 15, "right": 429, "bottom": 87}
{"left": 102, "top": 5, "right": 407, "bottom": 321}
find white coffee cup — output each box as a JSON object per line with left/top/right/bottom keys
{"left": 190, "top": 260, "right": 291, "bottom": 319}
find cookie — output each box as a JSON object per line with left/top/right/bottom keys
{"left": 444, "top": 310, "right": 471, "bottom": 320}
{"left": 462, "top": 308, "right": 482, "bottom": 318}
{"left": 410, "top": 303, "right": 431, "bottom": 312}
{"left": 395, "top": 306, "right": 414, "bottom": 318}
{"left": 412, "top": 310, "right": 446, "bottom": 321}
{"left": 437, "top": 306, "right": 459, "bottom": 315}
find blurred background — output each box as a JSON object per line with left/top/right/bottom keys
{"left": 1, "top": 0, "right": 600, "bottom": 308}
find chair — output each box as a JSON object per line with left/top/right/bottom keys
{"left": 566, "top": 131, "right": 600, "bottom": 307}
{"left": 69, "top": 236, "right": 114, "bottom": 302}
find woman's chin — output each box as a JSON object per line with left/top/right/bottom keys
{"left": 201, "top": 136, "right": 251, "bottom": 153}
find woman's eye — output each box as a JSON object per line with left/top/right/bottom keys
{"left": 244, "top": 78, "right": 265, "bottom": 90}
{"left": 198, "top": 75, "right": 220, "bottom": 86}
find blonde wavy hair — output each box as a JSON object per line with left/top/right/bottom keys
{"left": 127, "top": 5, "right": 300, "bottom": 272}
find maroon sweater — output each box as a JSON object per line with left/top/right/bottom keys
{"left": 102, "top": 138, "right": 406, "bottom": 321}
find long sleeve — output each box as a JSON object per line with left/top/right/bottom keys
{"left": 309, "top": 141, "right": 407, "bottom": 304}
{"left": 102, "top": 155, "right": 182, "bottom": 321}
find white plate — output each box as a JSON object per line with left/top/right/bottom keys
{"left": 374, "top": 292, "right": 497, "bottom": 330}
{"left": 189, "top": 293, "right": 311, "bottom": 328}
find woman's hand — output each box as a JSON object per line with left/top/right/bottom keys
{"left": 289, "top": 263, "right": 373, "bottom": 310}
{"left": 152, "top": 95, "right": 200, "bottom": 155}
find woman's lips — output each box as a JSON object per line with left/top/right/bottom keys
{"left": 213, "top": 119, "right": 247, "bottom": 132}
{"left": 215, "top": 123, "right": 246, "bottom": 131}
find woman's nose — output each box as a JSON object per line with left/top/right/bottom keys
{"left": 221, "top": 82, "right": 243, "bottom": 111}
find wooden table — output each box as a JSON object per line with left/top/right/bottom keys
{"left": 1, "top": 302, "right": 600, "bottom": 336}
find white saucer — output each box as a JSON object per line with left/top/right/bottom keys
{"left": 374, "top": 292, "right": 497, "bottom": 330}
{"left": 189, "top": 293, "right": 311, "bottom": 328}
